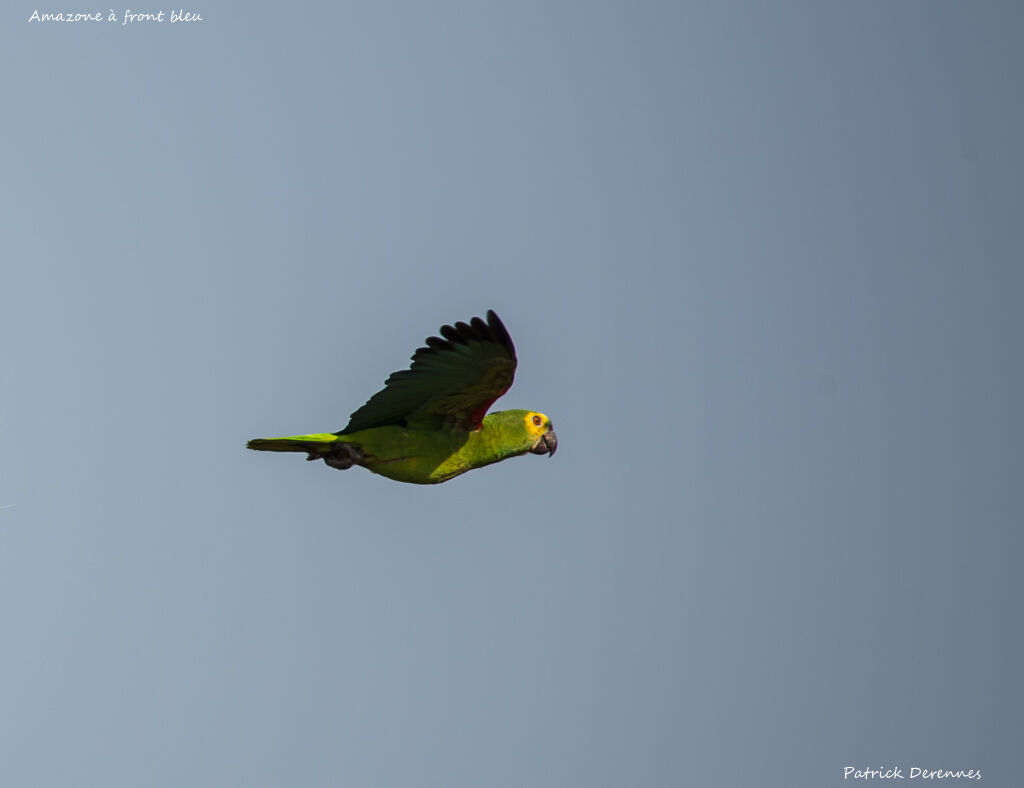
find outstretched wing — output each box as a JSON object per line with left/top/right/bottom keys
{"left": 340, "top": 310, "right": 517, "bottom": 434}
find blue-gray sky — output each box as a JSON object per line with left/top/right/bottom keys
{"left": 2, "top": 2, "right": 1021, "bottom": 785}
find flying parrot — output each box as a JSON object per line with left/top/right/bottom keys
{"left": 247, "top": 310, "right": 557, "bottom": 484}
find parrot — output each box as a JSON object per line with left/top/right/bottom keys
{"left": 247, "top": 310, "right": 557, "bottom": 484}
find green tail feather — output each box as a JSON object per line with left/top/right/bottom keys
{"left": 246, "top": 433, "right": 340, "bottom": 459}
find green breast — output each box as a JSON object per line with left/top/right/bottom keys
{"left": 342, "top": 421, "right": 528, "bottom": 484}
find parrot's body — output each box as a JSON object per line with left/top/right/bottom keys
{"left": 247, "top": 311, "right": 557, "bottom": 484}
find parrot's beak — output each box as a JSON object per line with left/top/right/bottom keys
{"left": 530, "top": 428, "right": 558, "bottom": 457}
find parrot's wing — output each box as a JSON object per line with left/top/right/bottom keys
{"left": 340, "top": 310, "right": 517, "bottom": 434}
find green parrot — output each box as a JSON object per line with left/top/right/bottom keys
{"left": 247, "top": 310, "right": 557, "bottom": 484}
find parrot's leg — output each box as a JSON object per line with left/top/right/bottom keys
{"left": 320, "top": 442, "right": 363, "bottom": 470}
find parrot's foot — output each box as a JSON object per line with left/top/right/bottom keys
{"left": 319, "top": 443, "right": 363, "bottom": 471}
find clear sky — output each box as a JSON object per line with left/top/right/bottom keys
{"left": 2, "top": 2, "right": 1021, "bottom": 786}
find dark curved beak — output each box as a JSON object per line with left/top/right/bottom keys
{"left": 530, "top": 429, "right": 558, "bottom": 457}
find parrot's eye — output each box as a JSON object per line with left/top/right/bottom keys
{"left": 532, "top": 415, "right": 542, "bottom": 426}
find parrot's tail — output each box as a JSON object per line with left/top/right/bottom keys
{"left": 246, "top": 433, "right": 341, "bottom": 460}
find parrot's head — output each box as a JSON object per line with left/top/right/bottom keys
{"left": 524, "top": 411, "right": 558, "bottom": 457}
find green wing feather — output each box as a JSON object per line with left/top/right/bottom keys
{"left": 340, "top": 310, "right": 517, "bottom": 434}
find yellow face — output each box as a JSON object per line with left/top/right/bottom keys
{"left": 523, "top": 411, "right": 553, "bottom": 438}
{"left": 522, "top": 410, "right": 557, "bottom": 457}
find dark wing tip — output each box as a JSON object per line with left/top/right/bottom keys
{"left": 469, "top": 316, "right": 488, "bottom": 335}
{"left": 439, "top": 323, "right": 462, "bottom": 343}
{"left": 453, "top": 320, "right": 480, "bottom": 341}
{"left": 432, "top": 312, "right": 514, "bottom": 355}
{"left": 485, "top": 310, "right": 516, "bottom": 360}
{"left": 424, "top": 335, "right": 454, "bottom": 352}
